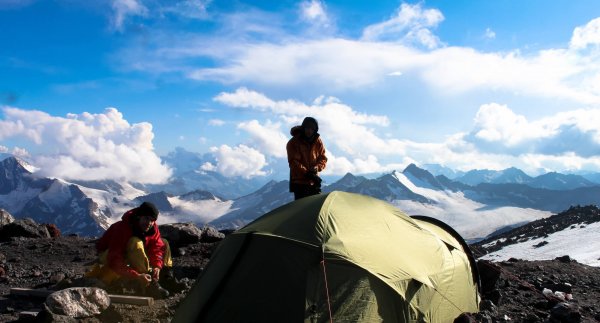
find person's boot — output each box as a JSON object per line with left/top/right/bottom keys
{"left": 159, "top": 267, "right": 187, "bottom": 294}
{"left": 145, "top": 280, "right": 170, "bottom": 299}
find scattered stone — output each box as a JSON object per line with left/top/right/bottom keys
{"left": 0, "top": 208, "right": 14, "bottom": 226}
{"left": 49, "top": 272, "right": 66, "bottom": 284}
{"left": 533, "top": 241, "right": 548, "bottom": 248}
{"left": 555, "top": 255, "right": 573, "bottom": 263}
{"left": 45, "top": 223, "right": 61, "bottom": 238}
{"left": 45, "top": 287, "right": 110, "bottom": 318}
{"left": 480, "top": 299, "right": 497, "bottom": 313}
{"left": 36, "top": 304, "right": 77, "bottom": 323}
{"left": 201, "top": 225, "right": 225, "bottom": 242}
{"left": 549, "top": 302, "right": 582, "bottom": 323}
{"left": 0, "top": 218, "right": 50, "bottom": 241}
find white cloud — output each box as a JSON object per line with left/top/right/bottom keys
{"left": 200, "top": 144, "right": 268, "bottom": 178}
{"left": 215, "top": 88, "right": 396, "bottom": 158}
{"left": 323, "top": 153, "right": 407, "bottom": 176}
{"left": 484, "top": 28, "right": 496, "bottom": 39}
{"left": 11, "top": 147, "right": 30, "bottom": 158}
{"left": 208, "top": 119, "right": 225, "bottom": 126}
{"left": 462, "top": 104, "right": 600, "bottom": 157}
{"left": 110, "top": 0, "right": 148, "bottom": 31}
{"left": 113, "top": 5, "right": 600, "bottom": 105}
{"left": 237, "top": 120, "right": 288, "bottom": 158}
{"left": 0, "top": 106, "right": 171, "bottom": 183}
{"left": 0, "top": 145, "right": 7, "bottom": 153}
{"left": 183, "top": 38, "right": 600, "bottom": 103}
{"left": 160, "top": 0, "right": 210, "bottom": 20}
{"left": 570, "top": 17, "right": 600, "bottom": 50}
{"left": 361, "top": 3, "right": 444, "bottom": 48}
{"left": 300, "top": 0, "right": 331, "bottom": 30}
{"left": 213, "top": 89, "right": 600, "bottom": 175}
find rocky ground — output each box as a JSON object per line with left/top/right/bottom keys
{"left": 1, "top": 229, "right": 600, "bottom": 321}
{"left": 0, "top": 233, "right": 217, "bottom": 322}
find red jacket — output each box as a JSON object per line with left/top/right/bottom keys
{"left": 96, "top": 210, "right": 165, "bottom": 278}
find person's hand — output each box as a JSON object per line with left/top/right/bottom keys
{"left": 138, "top": 273, "right": 152, "bottom": 285}
{"left": 151, "top": 267, "right": 161, "bottom": 281}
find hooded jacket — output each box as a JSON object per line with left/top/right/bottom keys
{"left": 96, "top": 209, "right": 165, "bottom": 278}
{"left": 286, "top": 125, "right": 327, "bottom": 189}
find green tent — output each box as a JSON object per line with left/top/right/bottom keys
{"left": 174, "top": 191, "right": 480, "bottom": 322}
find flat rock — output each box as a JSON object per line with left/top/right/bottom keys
{"left": 45, "top": 287, "right": 110, "bottom": 318}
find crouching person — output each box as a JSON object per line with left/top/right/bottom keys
{"left": 86, "top": 202, "right": 181, "bottom": 298}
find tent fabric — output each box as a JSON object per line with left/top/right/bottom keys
{"left": 174, "top": 191, "right": 480, "bottom": 322}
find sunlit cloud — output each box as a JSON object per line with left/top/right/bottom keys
{"left": 0, "top": 106, "right": 171, "bottom": 183}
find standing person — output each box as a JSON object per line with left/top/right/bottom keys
{"left": 286, "top": 117, "right": 328, "bottom": 200}
{"left": 86, "top": 202, "right": 181, "bottom": 298}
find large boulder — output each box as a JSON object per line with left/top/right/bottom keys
{"left": 159, "top": 223, "right": 225, "bottom": 247}
{"left": 0, "top": 209, "right": 14, "bottom": 227}
{"left": 45, "top": 287, "right": 110, "bottom": 318}
{"left": 0, "top": 218, "right": 50, "bottom": 241}
{"left": 201, "top": 225, "right": 225, "bottom": 243}
{"left": 159, "top": 223, "right": 203, "bottom": 247}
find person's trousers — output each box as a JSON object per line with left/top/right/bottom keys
{"left": 86, "top": 237, "right": 173, "bottom": 285}
{"left": 292, "top": 184, "right": 321, "bottom": 200}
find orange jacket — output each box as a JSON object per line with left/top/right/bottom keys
{"left": 286, "top": 126, "right": 327, "bottom": 188}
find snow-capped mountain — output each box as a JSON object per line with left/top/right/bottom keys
{"left": 455, "top": 167, "right": 595, "bottom": 190}
{"left": 322, "top": 173, "right": 367, "bottom": 192}
{"left": 0, "top": 157, "right": 109, "bottom": 236}
{"left": 209, "top": 180, "right": 293, "bottom": 229}
{"left": 3, "top": 152, "right": 600, "bottom": 244}
{"left": 208, "top": 164, "right": 556, "bottom": 240}
{"left": 528, "top": 172, "right": 596, "bottom": 190}
{"left": 146, "top": 147, "right": 269, "bottom": 199}
{"left": 422, "top": 163, "right": 465, "bottom": 179}
{"left": 476, "top": 205, "right": 600, "bottom": 266}
{"left": 456, "top": 167, "right": 532, "bottom": 186}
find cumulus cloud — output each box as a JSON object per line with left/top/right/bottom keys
{"left": 570, "top": 17, "right": 600, "bottom": 50}
{"left": 462, "top": 104, "right": 600, "bottom": 157}
{"left": 110, "top": 0, "right": 148, "bottom": 31}
{"left": 200, "top": 144, "right": 268, "bottom": 178}
{"left": 213, "top": 88, "right": 600, "bottom": 175}
{"left": 361, "top": 3, "right": 444, "bottom": 48}
{"left": 0, "top": 106, "right": 171, "bottom": 183}
{"left": 215, "top": 87, "right": 396, "bottom": 158}
{"left": 237, "top": 120, "right": 288, "bottom": 158}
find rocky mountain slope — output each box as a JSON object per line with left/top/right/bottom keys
{"left": 475, "top": 205, "right": 600, "bottom": 267}
{"left": 1, "top": 215, "right": 599, "bottom": 322}
{"left": 0, "top": 157, "right": 109, "bottom": 236}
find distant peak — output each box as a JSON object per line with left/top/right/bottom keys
{"left": 340, "top": 172, "right": 356, "bottom": 179}
{"left": 0, "top": 156, "right": 34, "bottom": 174}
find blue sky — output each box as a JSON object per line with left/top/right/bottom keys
{"left": 2, "top": 0, "right": 600, "bottom": 183}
